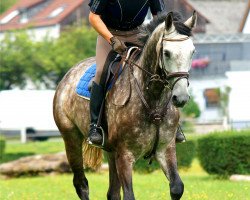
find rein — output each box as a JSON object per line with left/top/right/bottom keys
{"left": 123, "top": 36, "right": 190, "bottom": 164}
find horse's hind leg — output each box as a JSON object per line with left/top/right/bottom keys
{"left": 107, "top": 152, "right": 121, "bottom": 200}
{"left": 156, "top": 139, "right": 184, "bottom": 200}
{"left": 62, "top": 129, "right": 89, "bottom": 200}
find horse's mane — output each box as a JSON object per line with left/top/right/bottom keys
{"left": 139, "top": 11, "right": 192, "bottom": 44}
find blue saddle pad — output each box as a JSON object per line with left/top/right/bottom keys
{"left": 76, "top": 63, "right": 122, "bottom": 99}
{"left": 76, "top": 64, "right": 96, "bottom": 99}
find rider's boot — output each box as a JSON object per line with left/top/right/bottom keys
{"left": 176, "top": 125, "right": 186, "bottom": 143}
{"left": 88, "top": 81, "right": 105, "bottom": 146}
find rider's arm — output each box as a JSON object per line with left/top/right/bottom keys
{"left": 89, "top": 11, "right": 113, "bottom": 44}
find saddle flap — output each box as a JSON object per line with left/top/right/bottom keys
{"left": 108, "top": 66, "right": 131, "bottom": 106}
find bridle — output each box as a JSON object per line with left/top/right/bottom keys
{"left": 123, "top": 35, "right": 190, "bottom": 117}
{"left": 122, "top": 35, "right": 191, "bottom": 164}
{"left": 159, "top": 36, "right": 190, "bottom": 90}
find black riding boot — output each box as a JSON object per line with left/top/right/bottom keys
{"left": 88, "top": 82, "right": 105, "bottom": 146}
{"left": 176, "top": 125, "right": 186, "bottom": 143}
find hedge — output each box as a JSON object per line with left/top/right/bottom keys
{"left": 176, "top": 139, "right": 196, "bottom": 168}
{"left": 197, "top": 130, "right": 250, "bottom": 176}
{"left": 0, "top": 135, "right": 6, "bottom": 158}
{"left": 134, "top": 139, "right": 196, "bottom": 173}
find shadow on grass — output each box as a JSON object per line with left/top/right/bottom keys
{"left": 0, "top": 152, "right": 35, "bottom": 164}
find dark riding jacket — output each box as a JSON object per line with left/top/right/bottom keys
{"left": 89, "top": 0, "right": 165, "bottom": 31}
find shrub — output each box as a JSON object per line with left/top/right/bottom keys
{"left": 0, "top": 135, "right": 6, "bottom": 158}
{"left": 134, "top": 139, "right": 196, "bottom": 173}
{"left": 134, "top": 158, "right": 160, "bottom": 173}
{"left": 197, "top": 130, "right": 250, "bottom": 176}
{"left": 176, "top": 140, "right": 196, "bottom": 168}
{"left": 182, "top": 96, "right": 201, "bottom": 118}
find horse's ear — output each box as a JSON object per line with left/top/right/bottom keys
{"left": 184, "top": 11, "right": 197, "bottom": 29}
{"left": 165, "top": 12, "right": 174, "bottom": 31}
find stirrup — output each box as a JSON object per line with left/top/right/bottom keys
{"left": 176, "top": 125, "right": 186, "bottom": 143}
{"left": 87, "top": 124, "right": 105, "bottom": 148}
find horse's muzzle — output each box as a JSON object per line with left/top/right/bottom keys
{"left": 172, "top": 94, "right": 190, "bottom": 108}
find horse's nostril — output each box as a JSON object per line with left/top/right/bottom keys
{"left": 173, "top": 95, "right": 178, "bottom": 102}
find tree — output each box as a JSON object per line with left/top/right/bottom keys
{"left": 50, "top": 26, "right": 97, "bottom": 85}
{"left": 0, "top": 33, "right": 32, "bottom": 90}
{"left": 0, "top": 0, "right": 17, "bottom": 14}
{"left": 0, "top": 25, "right": 97, "bottom": 90}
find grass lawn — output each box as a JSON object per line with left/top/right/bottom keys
{"left": 0, "top": 139, "right": 65, "bottom": 164}
{"left": 0, "top": 139, "right": 250, "bottom": 200}
{"left": 1, "top": 167, "right": 249, "bottom": 200}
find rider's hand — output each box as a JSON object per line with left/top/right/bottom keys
{"left": 110, "top": 37, "right": 127, "bottom": 55}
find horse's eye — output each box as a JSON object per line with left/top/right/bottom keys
{"left": 164, "top": 50, "right": 171, "bottom": 58}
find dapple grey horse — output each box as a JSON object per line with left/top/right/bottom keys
{"left": 53, "top": 11, "right": 197, "bottom": 200}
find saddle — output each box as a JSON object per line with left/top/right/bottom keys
{"left": 95, "top": 47, "right": 141, "bottom": 120}
{"left": 76, "top": 47, "right": 140, "bottom": 100}
{"left": 76, "top": 47, "right": 141, "bottom": 150}
{"left": 88, "top": 51, "right": 123, "bottom": 92}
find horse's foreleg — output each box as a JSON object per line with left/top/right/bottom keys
{"left": 157, "top": 139, "right": 184, "bottom": 200}
{"left": 115, "top": 150, "right": 135, "bottom": 200}
{"left": 62, "top": 129, "right": 89, "bottom": 200}
{"left": 107, "top": 152, "right": 121, "bottom": 200}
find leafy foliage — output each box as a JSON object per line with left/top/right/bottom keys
{"left": 219, "top": 86, "right": 231, "bottom": 116}
{"left": 182, "top": 96, "right": 201, "bottom": 118}
{"left": 176, "top": 140, "right": 196, "bottom": 168}
{"left": 0, "top": 26, "right": 97, "bottom": 90}
{"left": 0, "top": 33, "right": 31, "bottom": 90}
{"left": 134, "top": 140, "right": 196, "bottom": 173}
{"left": 0, "top": 135, "right": 6, "bottom": 158}
{"left": 0, "top": 0, "right": 17, "bottom": 14}
{"left": 197, "top": 130, "right": 250, "bottom": 176}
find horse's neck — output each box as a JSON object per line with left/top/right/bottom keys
{"left": 135, "top": 26, "right": 166, "bottom": 101}
{"left": 140, "top": 34, "right": 161, "bottom": 76}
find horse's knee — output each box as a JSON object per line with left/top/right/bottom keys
{"left": 170, "top": 180, "right": 184, "bottom": 200}
{"left": 73, "top": 175, "right": 89, "bottom": 200}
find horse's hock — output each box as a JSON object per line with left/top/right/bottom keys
{"left": 0, "top": 152, "right": 71, "bottom": 177}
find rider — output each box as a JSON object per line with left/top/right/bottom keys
{"left": 88, "top": 0, "right": 185, "bottom": 147}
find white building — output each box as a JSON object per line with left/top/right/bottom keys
{"left": 190, "top": 34, "right": 250, "bottom": 130}
{"left": 0, "top": 0, "right": 88, "bottom": 41}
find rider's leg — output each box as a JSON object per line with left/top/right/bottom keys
{"left": 88, "top": 35, "right": 112, "bottom": 146}
{"left": 95, "top": 35, "right": 112, "bottom": 84}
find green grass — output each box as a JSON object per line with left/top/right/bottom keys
{"left": 0, "top": 139, "right": 250, "bottom": 200}
{"left": 0, "top": 167, "right": 249, "bottom": 200}
{"left": 0, "top": 139, "right": 65, "bottom": 164}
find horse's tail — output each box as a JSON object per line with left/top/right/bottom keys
{"left": 82, "top": 141, "right": 103, "bottom": 170}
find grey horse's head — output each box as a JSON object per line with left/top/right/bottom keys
{"left": 157, "top": 12, "right": 197, "bottom": 107}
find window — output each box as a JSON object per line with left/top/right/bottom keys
{"left": 204, "top": 88, "right": 220, "bottom": 108}
{"left": 19, "top": 8, "right": 28, "bottom": 24}
{"left": 0, "top": 10, "right": 19, "bottom": 24}
{"left": 48, "top": 6, "right": 65, "bottom": 18}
